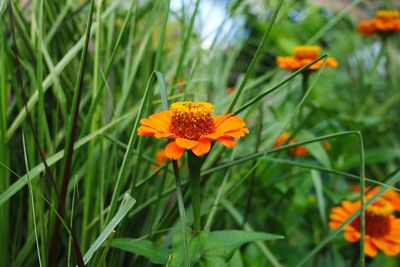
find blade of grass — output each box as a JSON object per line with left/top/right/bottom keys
{"left": 81, "top": 0, "right": 104, "bottom": 251}
{"left": 307, "top": 0, "right": 363, "bottom": 44}
{"left": 22, "top": 132, "right": 43, "bottom": 267}
{"left": 0, "top": 109, "right": 137, "bottom": 207}
{"left": 262, "top": 157, "right": 398, "bottom": 191}
{"left": 82, "top": 194, "right": 136, "bottom": 265}
{"left": 172, "top": 160, "right": 190, "bottom": 267}
{"left": 234, "top": 55, "right": 327, "bottom": 115}
{"left": 6, "top": 0, "right": 124, "bottom": 141}
{"left": 106, "top": 71, "right": 159, "bottom": 223}
{"left": 80, "top": 0, "right": 136, "bottom": 137}
{"left": 172, "top": 0, "right": 200, "bottom": 93}
{"left": 49, "top": 1, "right": 95, "bottom": 264}
{"left": 227, "top": 0, "right": 283, "bottom": 113}
{"left": 0, "top": 20, "right": 10, "bottom": 265}
{"left": 311, "top": 170, "right": 327, "bottom": 226}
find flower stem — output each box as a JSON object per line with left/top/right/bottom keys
{"left": 172, "top": 160, "right": 190, "bottom": 266}
{"left": 188, "top": 151, "right": 202, "bottom": 233}
{"left": 299, "top": 72, "right": 309, "bottom": 121}
{"left": 301, "top": 71, "right": 309, "bottom": 95}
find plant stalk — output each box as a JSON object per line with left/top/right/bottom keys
{"left": 188, "top": 151, "right": 202, "bottom": 233}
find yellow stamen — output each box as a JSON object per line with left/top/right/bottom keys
{"left": 169, "top": 102, "right": 215, "bottom": 140}
{"left": 366, "top": 199, "right": 394, "bottom": 216}
{"left": 376, "top": 10, "right": 399, "bottom": 20}
{"left": 294, "top": 45, "right": 321, "bottom": 59}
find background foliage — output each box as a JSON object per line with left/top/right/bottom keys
{"left": 0, "top": 0, "right": 399, "bottom": 266}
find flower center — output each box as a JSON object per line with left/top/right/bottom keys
{"left": 169, "top": 101, "right": 216, "bottom": 140}
{"left": 294, "top": 46, "right": 321, "bottom": 60}
{"left": 350, "top": 199, "right": 393, "bottom": 238}
{"left": 376, "top": 10, "right": 399, "bottom": 20}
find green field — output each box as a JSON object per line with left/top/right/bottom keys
{"left": 1, "top": 0, "right": 400, "bottom": 266}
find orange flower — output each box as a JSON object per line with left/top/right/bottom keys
{"left": 322, "top": 140, "right": 331, "bottom": 150}
{"left": 276, "top": 45, "right": 338, "bottom": 71}
{"left": 151, "top": 149, "right": 168, "bottom": 171}
{"left": 273, "top": 131, "right": 308, "bottom": 157}
{"left": 357, "top": 10, "right": 400, "bottom": 36}
{"left": 138, "top": 101, "right": 249, "bottom": 159}
{"left": 329, "top": 199, "right": 400, "bottom": 257}
{"left": 227, "top": 87, "right": 236, "bottom": 95}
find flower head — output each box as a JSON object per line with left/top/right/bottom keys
{"left": 138, "top": 101, "right": 249, "bottom": 159}
{"left": 273, "top": 131, "right": 308, "bottom": 157}
{"left": 329, "top": 199, "right": 400, "bottom": 257}
{"left": 357, "top": 10, "right": 400, "bottom": 36}
{"left": 276, "top": 45, "right": 338, "bottom": 71}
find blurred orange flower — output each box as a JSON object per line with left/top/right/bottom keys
{"left": 329, "top": 199, "right": 400, "bottom": 257}
{"left": 151, "top": 149, "right": 168, "bottom": 171}
{"left": 227, "top": 87, "right": 235, "bottom": 95}
{"left": 357, "top": 10, "right": 400, "bottom": 36}
{"left": 273, "top": 131, "right": 308, "bottom": 157}
{"left": 138, "top": 102, "right": 249, "bottom": 159}
{"left": 322, "top": 140, "right": 331, "bottom": 150}
{"left": 276, "top": 45, "right": 338, "bottom": 71}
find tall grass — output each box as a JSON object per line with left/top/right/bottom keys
{"left": 1, "top": 0, "right": 400, "bottom": 266}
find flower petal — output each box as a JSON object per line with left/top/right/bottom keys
{"left": 176, "top": 138, "right": 198, "bottom": 149}
{"left": 344, "top": 231, "right": 359, "bottom": 242}
{"left": 216, "top": 116, "right": 246, "bottom": 133}
{"left": 213, "top": 114, "right": 232, "bottom": 126}
{"left": 138, "top": 111, "right": 172, "bottom": 137}
{"left": 218, "top": 136, "right": 236, "bottom": 148}
{"left": 192, "top": 139, "right": 211, "bottom": 157}
{"left": 373, "top": 238, "right": 400, "bottom": 256}
{"left": 224, "top": 130, "right": 246, "bottom": 138}
{"left": 138, "top": 126, "right": 158, "bottom": 136}
{"left": 165, "top": 142, "right": 185, "bottom": 160}
{"left": 364, "top": 240, "right": 378, "bottom": 257}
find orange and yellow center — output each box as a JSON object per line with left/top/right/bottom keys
{"left": 169, "top": 101, "right": 216, "bottom": 140}
{"left": 350, "top": 200, "right": 393, "bottom": 238}
{"left": 294, "top": 46, "right": 321, "bottom": 60}
{"left": 376, "top": 10, "right": 399, "bottom": 20}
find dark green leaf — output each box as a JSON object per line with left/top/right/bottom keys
{"left": 112, "top": 238, "right": 169, "bottom": 264}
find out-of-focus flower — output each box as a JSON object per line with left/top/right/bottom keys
{"left": 138, "top": 102, "right": 249, "bottom": 159}
{"left": 357, "top": 10, "right": 400, "bottom": 36}
{"left": 323, "top": 140, "right": 331, "bottom": 150}
{"left": 273, "top": 131, "right": 308, "bottom": 157}
{"left": 276, "top": 45, "right": 338, "bottom": 71}
{"left": 151, "top": 149, "right": 168, "bottom": 172}
{"left": 329, "top": 199, "right": 400, "bottom": 257}
{"left": 227, "top": 87, "right": 236, "bottom": 95}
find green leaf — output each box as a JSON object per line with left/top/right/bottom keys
{"left": 82, "top": 194, "right": 136, "bottom": 265}
{"left": 167, "top": 231, "right": 208, "bottom": 267}
{"left": 203, "top": 230, "right": 284, "bottom": 262}
{"left": 0, "top": 0, "right": 6, "bottom": 16}
{"left": 342, "top": 147, "right": 398, "bottom": 170}
{"left": 112, "top": 238, "right": 169, "bottom": 264}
